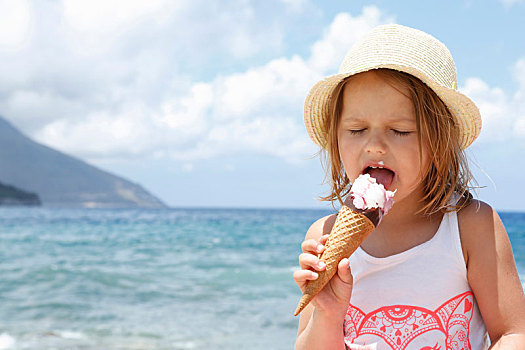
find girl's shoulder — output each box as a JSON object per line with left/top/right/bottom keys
{"left": 304, "top": 212, "right": 338, "bottom": 240}
{"left": 457, "top": 199, "right": 505, "bottom": 266}
{"left": 457, "top": 199, "right": 495, "bottom": 227}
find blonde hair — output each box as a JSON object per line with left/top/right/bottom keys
{"left": 318, "top": 68, "right": 475, "bottom": 215}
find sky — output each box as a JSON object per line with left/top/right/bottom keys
{"left": 0, "top": 0, "right": 524, "bottom": 211}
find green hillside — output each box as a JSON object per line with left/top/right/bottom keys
{"left": 0, "top": 182, "right": 41, "bottom": 206}
{"left": 0, "top": 116, "right": 166, "bottom": 208}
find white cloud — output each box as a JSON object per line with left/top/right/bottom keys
{"left": 158, "top": 8, "right": 392, "bottom": 163}
{"left": 156, "top": 82, "right": 212, "bottom": 137}
{"left": 461, "top": 78, "right": 511, "bottom": 142}
{"left": 35, "top": 104, "right": 154, "bottom": 158}
{"left": 181, "top": 163, "right": 194, "bottom": 172}
{"left": 515, "top": 118, "right": 525, "bottom": 137}
{"left": 461, "top": 57, "right": 525, "bottom": 145}
{"left": 148, "top": 7, "right": 393, "bottom": 164}
{"left": 0, "top": 0, "right": 33, "bottom": 50}
{"left": 215, "top": 55, "right": 316, "bottom": 118}
{"left": 500, "top": 0, "right": 524, "bottom": 8}
{"left": 280, "top": 0, "right": 310, "bottom": 12}
{"left": 61, "top": 0, "right": 178, "bottom": 55}
{"left": 0, "top": 5, "right": 393, "bottom": 165}
{"left": 511, "top": 59, "right": 525, "bottom": 140}
{"left": 309, "top": 7, "right": 395, "bottom": 73}
{"left": 62, "top": 0, "right": 172, "bottom": 32}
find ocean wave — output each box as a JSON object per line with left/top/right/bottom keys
{"left": 0, "top": 333, "right": 15, "bottom": 350}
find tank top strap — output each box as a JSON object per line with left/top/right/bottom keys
{"left": 434, "top": 208, "right": 468, "bottom": 275}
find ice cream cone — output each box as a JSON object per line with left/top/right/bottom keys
{"left": 294, "top": 205, "right": 376, "bottom": 316}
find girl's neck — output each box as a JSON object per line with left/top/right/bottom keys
{"left": 380, "top": 187, "right": 432, "bottom": 227}
{"left": 361, "top": 188, "right": 444, "bottom": 258}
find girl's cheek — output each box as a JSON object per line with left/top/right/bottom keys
{"left": 339, "top": 159, "right": 352, "bottom": 179}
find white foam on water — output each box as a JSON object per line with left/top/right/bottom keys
{"left": 56, "top": 330, "right": 86, "bottom": 339}
{"left": 0, "top": 333, "right": 16, "bottom": 350}
{"left": 172, "top": 340, "right": 197, "bottom": 349}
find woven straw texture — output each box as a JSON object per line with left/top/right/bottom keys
{"left": 303, "top": 24, "right": 481, "bottom": 150}
{"left": 294, "top": 205, "right": 375, "bottom": 316}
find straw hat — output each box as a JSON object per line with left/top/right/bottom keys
{"left": 304, "top": 24, "right": 481, "bottom": 150}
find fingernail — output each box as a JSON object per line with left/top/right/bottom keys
{"left": 312, "top": 272, "right": 318, "bottom": 279}
{"left": 316, "top": 244, "right": 324, "bottom": 253}
{"left": 317, "top": 261, "right": 326, "bottom": 269}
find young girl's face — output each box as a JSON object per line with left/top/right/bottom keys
{"left": 337, "top": 71, "right": 430, "bottom": 204}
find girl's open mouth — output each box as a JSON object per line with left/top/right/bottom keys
{"left": 362, "top": 165, "right": 396, "bottom": 190}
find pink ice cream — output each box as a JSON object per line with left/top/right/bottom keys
{"left": 351, "top": 174, "right": 395, "bottom": 215}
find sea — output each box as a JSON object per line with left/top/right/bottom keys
{"left": 0, "top": 207, "right": 524, "bottom": 350}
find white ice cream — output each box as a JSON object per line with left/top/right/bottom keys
{"left": 350, "top": 174, "right": 395, "bottom": 214}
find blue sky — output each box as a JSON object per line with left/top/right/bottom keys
{"left": 0, "top": 0, "right": 524, "bottom": 210}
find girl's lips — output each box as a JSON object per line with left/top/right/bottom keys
{"left": 361, "top": 162, "right": 397, "bottom": 190}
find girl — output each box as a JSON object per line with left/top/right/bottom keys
{"left": 293, "top": 24, "right": 525, "bottom": 349}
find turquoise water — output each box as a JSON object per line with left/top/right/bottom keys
{"left": 0, "top": 208, "right": 524, "bottom": 349}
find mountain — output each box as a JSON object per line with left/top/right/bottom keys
{"left": 0, "top": 181, "right": 41, "bottom": 206}
{"left": 0, "top": 116, "right": 167, "bottom": 208}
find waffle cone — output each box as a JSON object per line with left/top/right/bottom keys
{"left": 294, "top": 205, "right": 375, "bottom": 316}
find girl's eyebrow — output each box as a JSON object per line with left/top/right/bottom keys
{"left": 340, "top": 115, "right": 416, "bottom": 124}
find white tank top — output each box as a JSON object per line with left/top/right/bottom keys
{"left": 344, "top": 209, "right": 490, "bottom": 350}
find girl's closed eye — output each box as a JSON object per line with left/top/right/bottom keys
{"left": 349, "top": 129, "right": 365, "bottom": 135}
{"left": 392, "top": 129, "right": 412, "bottom": 136}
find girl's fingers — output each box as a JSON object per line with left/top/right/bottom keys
{"left": 301, "top": 239, "right": 325, "bottom": 255}
{"left": 298, "top": 253, "right": 327, "bottom": 271}
{"left": 336, "top": 258, "right": 353, "bottom": 285}
{"left": 293, "top": 269, "right": 319, "bottom": 287}
{"left": 319, "top": 234, "right": 330, "bottom": 245}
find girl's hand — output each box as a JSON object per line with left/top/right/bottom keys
{"left": 293, "top": 234, "right": 354, "bottom": 318}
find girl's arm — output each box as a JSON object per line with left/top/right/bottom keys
{"left": 295, "top": 304, "right": 347, "bottom": 350}
{"left": 489, "top": 334, "right": 525, "bottom": 349}
{"left": 294, "top": 215, "right": 351, "bottom": 350}
{"left": 459, "top": 200, "right": 525, "bottom": 347}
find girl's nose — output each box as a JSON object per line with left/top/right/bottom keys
{"left": 365, "top": 133, "right": 387, "bottom": 154}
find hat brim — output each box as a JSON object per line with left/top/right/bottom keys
{"left": 304, "top": 64, "right": 481, "bottom": 150}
